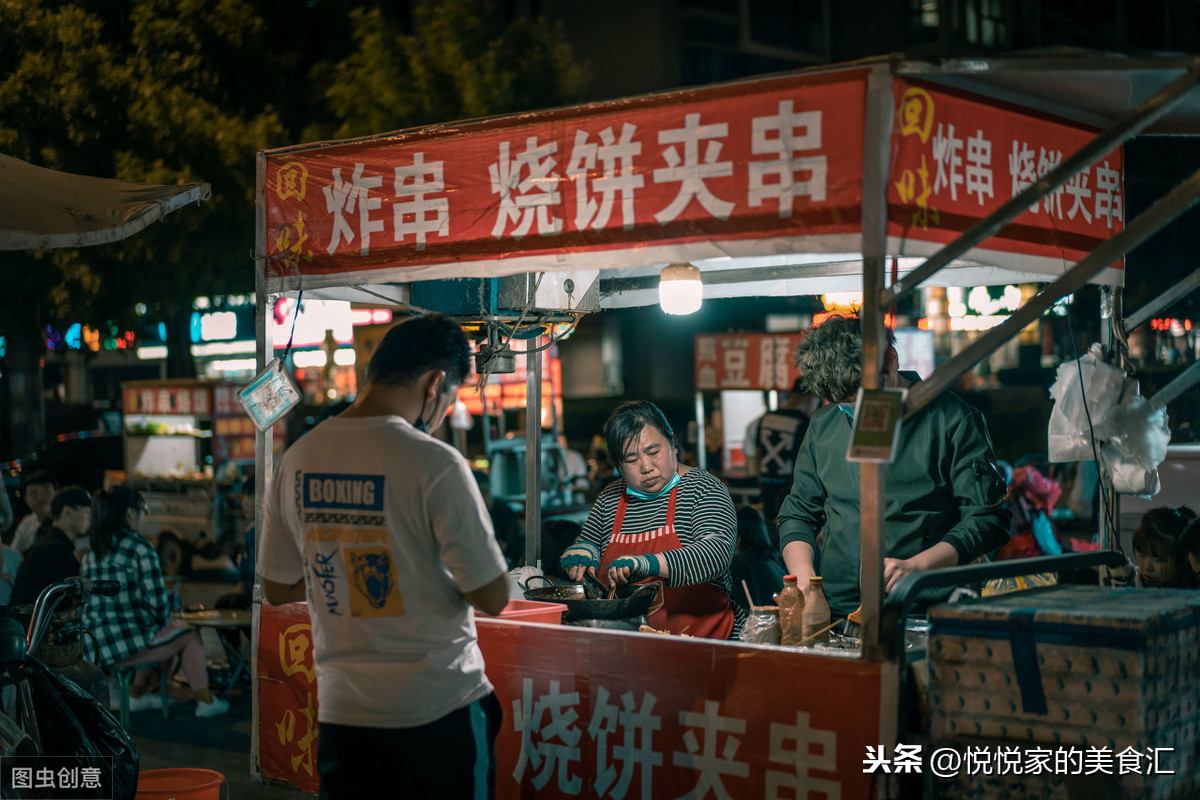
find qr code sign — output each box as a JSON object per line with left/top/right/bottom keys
{"left": 858, "top": 399, "right": 891, "bottom": 433}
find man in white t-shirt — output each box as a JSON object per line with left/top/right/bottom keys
{"left": 260, "top": 314, "right": 510, "bottom": 800}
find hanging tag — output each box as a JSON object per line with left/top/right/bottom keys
{"left": 239, "top": 358, "right": 302, "bottom": 431}
{"left": 846, "top": 387, "right": 907, "bottom": 463}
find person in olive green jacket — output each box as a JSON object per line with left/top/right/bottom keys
{"left": 777, "top": 314, "right": 1010, "bottom": 618}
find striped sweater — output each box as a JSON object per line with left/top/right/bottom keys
{"left": 577, "top": 467, "right": 746, "bottom": 636}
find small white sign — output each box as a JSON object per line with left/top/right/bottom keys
{"left": 238, "top": 358, "right": 302, "bottom": 431}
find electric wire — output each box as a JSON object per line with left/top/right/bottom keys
{"left": 1064, "top": 293, "right": 1125, "bottom": 560}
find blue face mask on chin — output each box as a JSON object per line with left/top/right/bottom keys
{"left": 625, "top": 471, "right": 681, "bottom": 501}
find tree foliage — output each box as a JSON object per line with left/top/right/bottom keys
{"left": 307, "top": 0, "right": 589, "bottom": 142}
{"left": 0, "top": 0, "right": 586, "bottom": 393}
{"left": 0, "top": 0, "right": 289, "bottom": 376}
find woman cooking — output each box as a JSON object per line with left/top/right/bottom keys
{"left": 562, "top": 401, "right": 744, "bottom": 639}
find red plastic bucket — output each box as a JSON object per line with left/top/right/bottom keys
{"left": 135, "top": 768, "right": 226, "bottom": 800}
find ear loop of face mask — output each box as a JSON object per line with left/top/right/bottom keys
{"left": 413, "top": 375, "right": 443, "bottom": 434}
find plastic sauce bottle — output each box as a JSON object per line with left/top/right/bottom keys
{"left": 777, "top": 575, "right": 805, "bottom": 646}
{"left": 802, "top": 576, "right": 832, "bottom": 645}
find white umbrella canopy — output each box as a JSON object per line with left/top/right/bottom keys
{"left": 0, "top": 153, "right": 209, "bottom": 250}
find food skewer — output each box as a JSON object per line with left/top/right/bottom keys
{"left": 794, "top": 616, "right": 847, "bottom": 647}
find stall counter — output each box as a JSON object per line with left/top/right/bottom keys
{"left": 257, "top": 601, "right": 896, "bottom": 797}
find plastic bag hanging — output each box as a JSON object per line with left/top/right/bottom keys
{"left": 1046, "top": 344, "right": 1127, "bottom": 462}
{"left": 1097, "top": 390, "right": 1170, "bottom": 497}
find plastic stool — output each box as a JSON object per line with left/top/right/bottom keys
{"left": 111, "top": 662, "right": 170, "bottom": 728}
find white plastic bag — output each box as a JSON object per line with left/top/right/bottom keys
{"left": 1097, "top": 391, "right": 1170, "bottom": 497}
{"left": 1046, "top": 344, "right": 1127, "bottom": 462}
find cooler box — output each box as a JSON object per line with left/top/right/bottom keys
{"left": 927, "top": 585, "right": 1200, "bottom": 800}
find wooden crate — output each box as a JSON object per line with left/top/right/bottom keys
{"left": 927, "top": 585, "right": 1200, "bottom": 800}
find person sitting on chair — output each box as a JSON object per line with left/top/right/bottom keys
{"left": 11, "top": 486, "right": 90, "bottom": 607}
{"left": 81, "top": 485, "right": 230, "bottom": 718}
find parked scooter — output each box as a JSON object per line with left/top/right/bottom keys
{"left": 0, "top": 577, "right": 139, "bottom": 799}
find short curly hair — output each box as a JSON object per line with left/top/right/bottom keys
{"left": 794, "top": 315, "right": 862, "bottom": 403}
{"left": 793, "top": 314, "right": 896, "bottom": 403}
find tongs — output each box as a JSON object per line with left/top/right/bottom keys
{"left": 580, "top": 570, "right": 609, "bottom": 599}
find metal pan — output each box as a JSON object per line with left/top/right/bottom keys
{"left": 521, "top": 576, "right": 658, "bottom": 622}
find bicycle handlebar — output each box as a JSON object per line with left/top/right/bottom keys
{"left": 26, "top": 578, "right": 123, "bottom": 655}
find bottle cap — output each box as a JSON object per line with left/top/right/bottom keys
{"left": 782, "top": 574, "right": 798, "bottom": 583}
{"left": 810, "top": 576, "right": 823, "bottom": 587}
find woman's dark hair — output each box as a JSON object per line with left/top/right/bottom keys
{"left": 1181, "top": 516, "right": 1200, "bottom": 564}
{"left": 736, "top": 506, "right": 775, "bottom": 559}
{"left": 367, "top": 314, "right": 472, "bottom": 388}
{"left": 1133, "top": 505, "right": 1196, "bottom": 561}
{"left": 603, "top": 401, "right": 678, "bottom": 469}
{"left": 90, "top": 485, "right": 145, "bottom": 561}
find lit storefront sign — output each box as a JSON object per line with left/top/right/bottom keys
{"left": 47, "top": 322, "right": 137, "bottom": 352}
{"left": 133, "top": 297, "right": 394, "bottom": 363}
{"left": 1150, "top": 318, "right": 1193, "bottom": 335}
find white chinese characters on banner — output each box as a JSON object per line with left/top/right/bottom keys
{"left": 654, "top": 113, "right": 735, "bottom": 223}
{"left": 323, "top": 163, "right": 384, "bottom": 256}
{"left": 588, "top": 686, "right": 662, "bottom": 800}
{"left": 567, "top": 124, "right": 644, "bottom": 231}
{"left": 512, "top": 678, "right": 583, "bottom": 793}
{"left": 305, "top": 97, "right": 844, "bottom": 254}
{"left": 673, "top": 700, "right": 749, "bottom": 800}
{"left": 393, "top": 153, "right": 449, "bottom": 250}
{"left": 1094, "top": 161, "right": 1123, "bottom": 228}
{"left": 1008, "top": 139, "right": 1127, "bottom": 229}
{"left": 964, "top": 130, "right": 993, "bottom": 206}
{"left": 722, "top": 342, "right": 751, "bottom": 389}
{"left": 934, "top": 125, "right": 994, "bottom": 207}
{"left": 490, "top": 137, "right": 564, "bottom": 239}
{"left": 749, "top": 100, "right": 827, "bottom": 218}
{"left": 766, "top": 711, "right": 840, "bottom": 800}
{"left": 511, "top": 678, "right": 842, "bottom": 799}
{"left": 932, "top": 123, "right": 965, "bottom": 202}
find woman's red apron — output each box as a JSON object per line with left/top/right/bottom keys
{"left": 598, "top": 486, "right": 735, "bottom": 639}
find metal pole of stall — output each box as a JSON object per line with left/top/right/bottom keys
{"left": 858, "top": 63, "right": 895, "bottom": 664}
{"left": 251, "top": 257, "right": 273, "bottom": 782}
{"left": 525, "top": 343, "right": 542, "bottom": 569}
{"left": 1124, "top": 267, "right": 1200, "bottom": 333}
{"left": 906, "top": 166, "right": 1200, "bottom": 418}
{"left": 694, "top": 390, "right": 707, "bottom": 471}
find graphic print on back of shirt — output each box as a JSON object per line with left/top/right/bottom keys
{"left": 301, "top": 472, "right": 402, "bottom": 617}
{"left": 346, "top": 548, "right": 399, "bottom": 616}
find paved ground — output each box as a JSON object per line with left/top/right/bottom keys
{"left": 132, "top": 689, "right": 309, "bottom": 799}
{"left": 130, "top": 561, "right": 315, "bottom": 799}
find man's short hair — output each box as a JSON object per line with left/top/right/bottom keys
{"left": 793, "top": 314, "right": 895, "bottom": 403}
{"left": 366, "top": 314, "right": 472, "bottom": 389}
{"left": 50, "top": 486, "right": 91, "bottom": 517}
{"left": 22, "top": 469, "right": 55, "bottom": 490}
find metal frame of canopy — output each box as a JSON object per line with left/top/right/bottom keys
{"left": 251, "top": 52, "right": 1200, "bottom": 795}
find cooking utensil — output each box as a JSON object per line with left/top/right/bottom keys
{"left": 580, "top": 571, "right": 608, "bottom": 599}
{"left": 523, "top": 581, "right": 658, "bottom": 622}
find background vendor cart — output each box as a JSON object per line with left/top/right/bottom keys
{"left": 251, "top": 53, "right": 1200, "bottom": 797}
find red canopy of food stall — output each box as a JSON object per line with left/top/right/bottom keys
{"left": 257, "top": 60, "right": 1126, "bottom": 302}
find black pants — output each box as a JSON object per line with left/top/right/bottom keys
{"left": 317, "top": 692, "right": 502, "bottom": 800}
